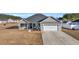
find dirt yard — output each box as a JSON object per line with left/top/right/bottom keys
{"left": 0, "top": 22, "right": 18, "bottom": 29}
{"left": 62, "top": 29, "right": 79, "bottom": 40}
{"left": 0, "top": 23, "right": 43, "bottom": 45}
{"left": 0, "top": 29, "right": 43, "bottom": 45}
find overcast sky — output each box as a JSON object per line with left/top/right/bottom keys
{"left": 6, "top": 13, "right": 64, "bottom": 18}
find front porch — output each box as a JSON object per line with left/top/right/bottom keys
{"left": 18, "top": 22, "right": 41, "bottom": 31}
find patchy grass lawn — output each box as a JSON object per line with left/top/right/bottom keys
{"left": 62, "top": 29, "right": 79, "bottom": 40}
{"left": 0, "top": 23, "right": 43, "bottom": 45}
{"left": 0, "top": 29, "right": 43, "bottom": 45}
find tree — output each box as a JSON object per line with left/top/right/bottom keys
{"left": 58, "top": 17, "right": 63, "bottom": 20}
{"left": 0, "top": 14, "right": 22, "bottom": 20}
{"left": 62, "top": 13, "right": 79, "bottom": 21}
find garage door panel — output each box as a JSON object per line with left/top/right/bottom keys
{"left": 41, "top": 26, "right": 57, "bottom": 31}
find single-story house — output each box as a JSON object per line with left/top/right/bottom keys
{"left": 0, "top": 18, "right": 18, "bottom": 23}
{"left": 62, "top": 19, "right": 79, "bottom": 29}
{"left": 7, "top": 18, "right": 17, "bottom": 23}
{"left": 18, "top": 14, "right": 62, "bottom": 31}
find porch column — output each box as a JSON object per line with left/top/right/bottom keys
{"left": 32, "top": 23, "right": 33, "bottom": 30}
{"left": 38, "top": 23, "right": 40, "bottom": 31}
{"left": 18, "top": 23, "right": 20, "bottom": 29}
{"left": 27, "top": 23, "right": 28, "bottom": 30}
{"left": 37, "top": 23, "right": 39, "bottom": 31}
{"left": 36, "top": 23, "right": 38, "bottom": 30}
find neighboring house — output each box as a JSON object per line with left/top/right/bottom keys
{"left": 0, "top": 18, "right": 18, "bottom": 23}
{"left": 7, "top": 18, "right": 16, "bottom": 23}
{"left": 63, "top": 19, "right": 79, "bottom": 29}
{"left": 0, "top": 19, "right": 8, "bottom": 23}
{"left": 18, "top": 14, "right": 62, "bottom": 31}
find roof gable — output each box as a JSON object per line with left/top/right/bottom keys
{"left": 40, "top": 17, "right": 57, "bottom": 23}
{"left": 19, "top": 19, "right": 27, "bottom": 23}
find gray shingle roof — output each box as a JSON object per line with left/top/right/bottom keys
{"left": 25, "top": 14, "right": 48, "bottom": 22}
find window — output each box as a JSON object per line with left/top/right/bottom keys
{"left": 20, "top": 23, "right": 25, "bottom": 27}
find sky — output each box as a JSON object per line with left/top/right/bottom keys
{"left": 6, "top": 13, "right": 64, "bottom": 19}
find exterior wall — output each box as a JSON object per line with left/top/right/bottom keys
{"left": 18, "top": 23, "right": 27, "bottom": 30}
{"left": 18, "top": 20, "right": 28, "bottom": 30}
{"left": 18, "top": 22, "right": 62, "bottom": 31}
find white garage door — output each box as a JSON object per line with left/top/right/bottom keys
{"left": 41, "top": 25, "right": 57, "bottom": 31}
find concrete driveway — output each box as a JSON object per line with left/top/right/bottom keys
{"left": 42, "top": 31, "right": 79, "bottom": 45}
